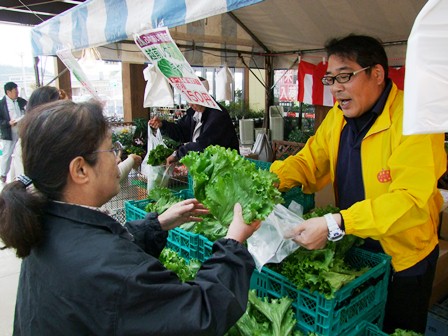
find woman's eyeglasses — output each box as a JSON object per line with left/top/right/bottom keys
{"left": 92, "top": 141, "right": 123, "bottom": 157}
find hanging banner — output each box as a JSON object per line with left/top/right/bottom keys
{"left": 56, "top": 49, "right": 102, "bottom": 101}
{"left": 297, "top": 61, "right": 315, "bottom": 105}
{"left": 277, "top": 70, "right": 297, "bottom": 102}
{"left": 403, "top": 0, "right": 448, "bottom": 134}
{"left": 134, "top": 27, "right": 219, "bottom": 110}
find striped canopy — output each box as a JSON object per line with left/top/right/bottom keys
{"left": 31, "top": 0, "right": 263, "bottom": 56}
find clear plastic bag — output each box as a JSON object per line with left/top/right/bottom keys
{"left": 145, "top": 164, "right": 173, "bottom": 191}
{"left": 247, "top": 202, "right": 304, "bottom": 271}
{"left": 141, "top": 127, "right": 172, "bottom": 192}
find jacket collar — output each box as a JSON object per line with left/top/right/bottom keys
{"left": 45, "top": 201, "right": 134, "bottom": 241}
{"left": 365, "top": 81, "right": 398, "bottom": 138}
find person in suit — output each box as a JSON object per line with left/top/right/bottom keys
{"left": 0, "top": 82, "right": 27, "bottom": 183}
{"left": 148, "top": 78, "right": 239, "bottom": 165}
{"left": 7, "top": 85, "right": 60, "bottom": 182}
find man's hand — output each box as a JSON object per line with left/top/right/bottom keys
{"left": 149, "top": 117, "right": 162, "bottom": 129}
{"left": 284, "top": 216, "right": 329, "bottom": 250}
{"left": 166, "top": 153, "right": 178, "bottom": 166}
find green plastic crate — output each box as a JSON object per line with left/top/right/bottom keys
{"left": 250, "top": 248, "right": 391, "bottom": 335}
{"left": 126, "top": 192, "right": 390, "bottom": 335}
{"left": 124, "top": 189, "right": 208, "bottom": 260}
{"left": 124, "top": 189, "right": 194, "bottom": 221}
{"left": 346, "top": 320, "right": 388, "bottom": 336}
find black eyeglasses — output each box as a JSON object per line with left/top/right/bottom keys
{"left": 92, "top": 141, "right": 123, "bottom": 157}
{"left": 321, "top": 66, "right": 371, "bottom": 86}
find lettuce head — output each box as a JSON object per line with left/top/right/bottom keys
{"left": 180, "top": 146, "right": 283, "bottom": 225}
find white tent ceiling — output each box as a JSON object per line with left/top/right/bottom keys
{"left": 32, "top": 0, "right": 428, "bottom": 69}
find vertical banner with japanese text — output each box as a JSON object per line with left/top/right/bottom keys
{"left": 134, "top": 27, "right": 220, "bottom": 110}
{"left": 56, "top": 49, "right": 102, "bottom": 102}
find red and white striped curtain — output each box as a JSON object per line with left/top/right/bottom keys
{"left": 297, "top": 60, "right": 405, "bottom": 107}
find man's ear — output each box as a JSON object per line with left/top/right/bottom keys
{"left": 68, "top": 156, "right": 89, "bottom": 185}
{"left": 373, "top": 64, "right": 385, "bottom": 84}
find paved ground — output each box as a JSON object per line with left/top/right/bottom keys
{"left": 0, "top": 240, "right": 21, "bottom": 335}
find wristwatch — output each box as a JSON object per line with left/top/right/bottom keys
{"left": 324, "top": 213, "right": 345, "bottom": 241}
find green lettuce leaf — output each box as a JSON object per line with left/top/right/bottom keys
{"left": 180, "top": 146, "right": 283, "bottom": 226}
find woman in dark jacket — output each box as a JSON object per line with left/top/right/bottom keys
{"left": 0, "top": 100, "right": 259, "bottom": 336}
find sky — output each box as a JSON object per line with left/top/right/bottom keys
{"left": 0, "top": 23, "right": 35, "bottom": 67}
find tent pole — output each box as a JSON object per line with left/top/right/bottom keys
{"left": 263, "top": 55, "right": 274, "bottom": 132}
{"left": 33, "top": 56, "right": 41, "bottom": 87}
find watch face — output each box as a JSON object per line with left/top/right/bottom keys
{"left": 328, "top": 231, "right": 344, "bottom": 242}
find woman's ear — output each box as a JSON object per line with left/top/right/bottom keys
{"left": 68, "top": 156, "right": 89, "bottom": 185}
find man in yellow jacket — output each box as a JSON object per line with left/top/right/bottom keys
{"left": 271, "top": 34, "right": 446, "bottom": 334}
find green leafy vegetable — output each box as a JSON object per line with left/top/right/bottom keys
{"left": 159, "top": 248, "right": 201, "bottom": 282}
{"left": 390, "top": 329, "right": 423, "bottom": 336}
{"left": 268, "top": 206, "right": 365, "bottom": 299}
{"left": 180, "top": 146, "right": 283, "bottom": 225}
{"left": 144, "top": 187, "right": 182, "bottom": 214}
{"left": 181, "top": 214, "right": 227, "bottom": 241}
{"left": 146, "top": 144, "right": 175, "bottom": 166}
{"left": 302, "top": 204, "right": 340, "bottom": 219}
{"left": 226, "top": 290, "right": 302, "bottom": 336}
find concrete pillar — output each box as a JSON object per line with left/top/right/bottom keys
{"left": 122, "top": 63, "right": 148, "bottom": 122}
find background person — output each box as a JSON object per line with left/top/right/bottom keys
{"left": 270, "top": 34, "right": 446, "bottom": 333}
{"left": 118, "top": 152, "right": 142, "bottom": 182}
{"left": 149, "top": 78, "right": 239, "bottom": 165}
{"left": 0, "top": 82, "right": 27, "bottom": 183}
{"left": 7, "top": 85, "right": 61, "bottom": 182}
{"left": 0, "top": 99, "right": 260, "bottom": 335}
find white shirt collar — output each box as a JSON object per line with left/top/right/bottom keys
{"left": 193, "top": 111, "right": 202, "bottom": 123}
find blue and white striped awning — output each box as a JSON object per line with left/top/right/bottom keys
{"left": 31, "top": 0, "right": 263, "bottom": 56}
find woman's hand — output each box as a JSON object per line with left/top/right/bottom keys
{"left": 149, "top": 117, "right": 162, "bottom": 129}
{"left": 225, "top": 203, "right": 261, "bottom": 243}
{"left": 128, "top": 154, "right": 142, "bottom": 169}
{"left": 158, "top": 199, "right": 209, "bottom": 231}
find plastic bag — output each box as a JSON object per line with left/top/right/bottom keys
{"left": 143, "top": 64, "right": 174, "bottom": 108}
{"left": 247, "top": 202, "right": 304, "bottom": 271}
{"left": 216, "top": 64, "right": 234, "bottom": 101}
{"left": 251, "top": 132, "right": 274, "bottom": 162}
{"left": 141, "top": 127, "right": 172, "bottom": 192}
{"left": 145, "top": 164, "right": 173, "bottom": 191}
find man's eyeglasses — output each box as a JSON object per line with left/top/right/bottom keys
{"left": 92, "top": 141, "right": 123, "bottom": 157}
{"left": 321, "top": 66, "right": 371, "bottom": 86}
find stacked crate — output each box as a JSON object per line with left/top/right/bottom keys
{"left": 125, "top": 192, "right": 391, "bottom": 335}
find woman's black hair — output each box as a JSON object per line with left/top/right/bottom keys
{"left": 27, "top": 86, "right": 60, "bottom": 110}
{"left": 0, "top": 100, "right": 109, "bottom": 258}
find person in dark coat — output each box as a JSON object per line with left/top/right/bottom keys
{"left": 149, "top": 79, "right": 239, "bottom": 165}
{"left": 0, "top": 81, "right": 27, "bottom": 183}
{"left": 0, "top": 99, "right": 260, "bottom": 336}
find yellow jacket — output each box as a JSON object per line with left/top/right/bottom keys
{"left": 271, "top": 83, "right": 446, "bottom": 271}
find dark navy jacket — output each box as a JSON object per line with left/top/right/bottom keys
{"left": 14, "top": 202, "right": 254, "bottom": 336}
{"left": 160, "top": 104, "right": 239, "bottom": 158}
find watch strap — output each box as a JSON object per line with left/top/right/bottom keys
{"left": 324, "top": 213, "right": 345, "bottom": 241}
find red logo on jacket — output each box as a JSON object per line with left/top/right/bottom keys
{"left": 377, "top": 169, "right": 391, "bottom": 183}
